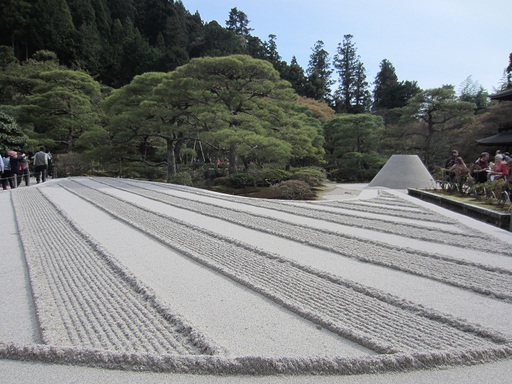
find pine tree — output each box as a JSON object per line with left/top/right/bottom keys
{"left": 263, "top": 34, "right": 281, "bottom": 68}
{"left": 373, "top": 59, "right": 420, "bottom": 112}
{"left": 373, "top": 59, "right": 401, "bottom": 111}
{"left": 305, "top": 41, "right": 333, "bottom": 103}
{"left": 333, "top": 34, "right": 370, "bottom": 113}
{"left": 281, "top": 56, "right": 307, "bottom": 96}
{"left": 0, "top": 0, "right": 33, "bottom": 59}
{"left": 0, "top": 112, "right": 26, "bottom": 151}
{"left": 226, "top": 7, "right": 253, "bottom": 39}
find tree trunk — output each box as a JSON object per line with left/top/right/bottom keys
{"left": 174, "top": 140, "right": 183, "bottom": 173}
{"left": 228, "top": 142, "right": 238, "bottom": 175}
{"left": 166, "top": 138, "right": 177, "bottom": 181}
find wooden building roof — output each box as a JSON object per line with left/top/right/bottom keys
{"left": 489, "top": 88, "right": 512, "bottom": 101}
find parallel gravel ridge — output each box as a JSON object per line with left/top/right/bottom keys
{"left": 58, "top": 179, "right": 507, "bottom": 354}
{"left": 132, "top": 179, "right": 503, "bottom": 251}
{"left": 94, "top": 178, "right": 512, "bottom": 301}
{"left": 306, "top": 198, "right": 454, "bottom": 222}
{"left": 3, "top": 177, "right": 511, "bottom": 375}
{"left": 10, "top": 187, "right": 219, "bottom": 356}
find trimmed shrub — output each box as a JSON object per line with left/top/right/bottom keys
{"left": 213, "top": 176, "right": 230, "bottom": 186}
{"left": 270, "top": 180, "right": 313, "bottom": 200}
{"left": 260, "top": 169, "right": 292, "bottom": 185}
{"left": 119, "top": 163, "right": 166, "bottom": 181}
{"left": 291, "top": 167, "right": 326, "bottom": 187}
{"left": 169, "top": 172, "right": 193, "bottom": 186}
{"left": 229, "top": 173, "right": 258, "bottom": 188}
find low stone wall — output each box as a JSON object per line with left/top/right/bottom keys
{"left": 408, "top": 189, "right": 512, "bottom": 231}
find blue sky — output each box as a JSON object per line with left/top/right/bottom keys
{"left": 181, "top": 0, "right": 510, "bottom": 94}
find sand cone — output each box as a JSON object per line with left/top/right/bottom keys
{"left": 368, "top": 154, "right": 435, "bottom": 189}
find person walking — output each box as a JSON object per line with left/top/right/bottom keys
{"left": 0, "top": 151, "right": 4, "bottom": 189}
{"left": 33, "top": 147, "right": 49, "bottom": 183}
{"left": 1, "top": 151, "right": 13, "bottom": 190}
{"left": 9, "top": 151, "right": 26, "bottom": 188}
{"left": 19, "top": 153, "right": 30, "bottom": 186}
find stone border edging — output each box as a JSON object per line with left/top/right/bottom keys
{"left": 408, "top": 189, "right": 512, "bottom": 231}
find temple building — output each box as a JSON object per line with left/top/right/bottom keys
{"left": 476, "top": 88, "right": 512, "bottom": 146}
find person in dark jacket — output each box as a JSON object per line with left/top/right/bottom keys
{"left": 471, "top": 152, "right": 490, "bottom": 183}
{"left": 9, "top": 151, "right": 26, "bottom": 188}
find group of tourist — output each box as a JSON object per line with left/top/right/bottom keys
{"left": 444, "top": 149, "right": 512, "bottom": 187}
{"left": 1, "top": 147, "right": 52, "bottom": 190}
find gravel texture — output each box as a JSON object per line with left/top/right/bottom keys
{"left": 1, "top": 177, "right": 511, "bottom": 381}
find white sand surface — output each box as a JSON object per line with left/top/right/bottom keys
{"left": 1, "top": 177, "right": 511, "bottom": 383}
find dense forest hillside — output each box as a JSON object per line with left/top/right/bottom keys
{"left": 0, "top": 0, "right": 299, "bottom": 89}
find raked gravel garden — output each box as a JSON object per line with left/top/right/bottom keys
{"left": 1, "top": 177, "right": 512, "bottom": 383}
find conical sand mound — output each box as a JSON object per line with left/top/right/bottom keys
{"left": 368, "top": 155, "right": 435, "bottom": 189}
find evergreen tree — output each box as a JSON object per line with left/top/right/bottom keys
{"left": 399, "top": 80, "right": 421, "bottom": 106}
{"left": 0, "top": 112, "right": 26, "bottom": 151}
{"left": 27, "top": 0, "right": 78, "bottom": 63}
{"left": 135, "top": 0, "right": 172, "bottom": 46}
{"left": 0, "top": 0, "right": 33, "bottom": 59}
{"left": 0, "top": 45, "right": 17, "bottom": 70}
{"left": 324, "top": 114, "right": 385, "bottom": 181}
{"left": 0, "top": 49, "right": 61, "bottom": 109}
{"left": 399, "top": 86, "right": 476, "bottom": 167}
{"left": 107, "top": 0, "right": 136, "bottom": 23}
{"left": 226, "top": 7, "right": 253, "bottom": 39}
{"left": 333, "top": 34, "right": 370, "bottom": 113}
{"left": 16, "top": 69, "right": 103, "bottom": 153}
{"left": 305, "top": 41, "right": 333, "bottom": 103}
{"left": 192, "top": 21, "right": 244, "bottom": 57}
{"left": 373, "top": 59, "right": 400, "bottom": 110}
{"left": 102, "top": 72, "right": 176, "bottom": 177}
{"left": 244, "top": 35, "right": 266, "bottom": 60}
{"left": 353, "top": 61, "right": 372, "bottom": 113}
{"left": 263, "top": 34, "right": 281, "bottom": 68}
{"left": 165, "top": 55, "right": 324, "bottom": 174}
{"left": 106, "top": 18, "right": 160, "bottom": 87}
{"left": 373, "top": 59, "right": 420, "bottom": 113}
{"left": 281, "top": 56, "right": 307, "bottom": 96}
{"left": 458, "top": 76, "right": 488, "bottom": 112}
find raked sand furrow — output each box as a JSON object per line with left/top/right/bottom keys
{"left": 306, "top": 199, "right": 451, "bottom": 222}
{"left": 95, "top": 177, "right": 512, "bottom": 301}
{"left": 11, "top": 187, "right": 214, "bottom": 356}
{"left": 61, "top": 179, "right": 505, "bottom": 354}
{"left": 125, "top": 178, "right": 509, "bottom": 253}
